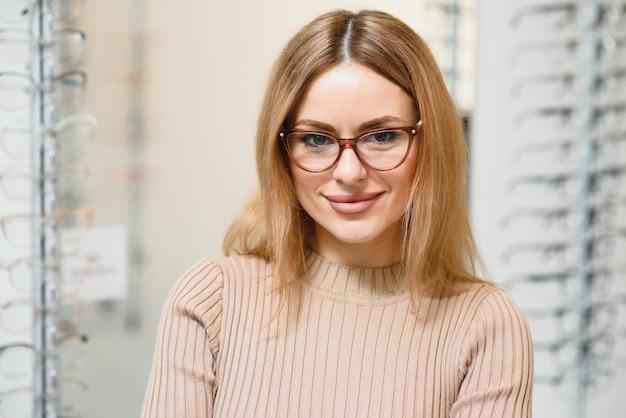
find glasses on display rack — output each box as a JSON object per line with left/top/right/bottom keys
{"left": 500, "top": 198, "right": 625, "bottom": 233}
{"left": 501, "top": 239, "right": 581, "bottom": 268}
{"left": 0, "top": 117, "right": 28, "bottom": 160}
{"left": 509, "top": 1, "right": 626, "bottom": 31}
{"left": 593, "top": 100, "right": 626, "bottom": 128}
{"left": 280, "top": 120, "right": 422, "bottom": 172}
{"left": 0, "top": 70, "right": 86, "bottom": 112}
{"left": 0, "top": 252, "right": 97, "bottom": 294}
{"left": 0, "top": 0, "right": 82, "bottom": 24}
{"left": 509, "top": 2, "right": 577, "bottom": 30}
{"left": 0, "top": 333, "right": 89, "bottom": 381}
{"left": 500, "top": 232, "right": 624, "bottom": 268}
{"left": 0, "top": 0, "right": 95, "bottom": 414}
{"left": 594, "top": 67, "right": 626, "bottom": 104}
{"left": 0, "top": 114, "right": 97, "bottom": 163}
{"left": 526, "top": 300, "right": 623, "bottom": 343}
{"left": 0, "top": 293, "right": 84, "bottom": 335}
{"left": 598, "top": 34, "right": 626, "bottom": 61}
{"left": 510, "top": 38, "right": 579, "bottom": 67}
{"left": 507, "top": 165, "right": 626, "bottom": 200}
{"left": 510, "top": 71, "right": 577, "bottom": 100}
{"left": 513, "top": 105, "right": 582, "bottom": 132}
{"left": 509, "top": 67, "right": 626, "bottom": 104}
{"left": 0, "top": 164, "right": 90, "bottom": 202}
{"left": 512, "top": 34, "right": 626, "bottom": 69}
{"left": 542, "top": 329, "right": 620, "bottom": 368}
{"left": 0, "top": 376, "right": 89, "bottom": 418}
{"left": 533, "top": 333, "right": 621, "bottom": 390}
{"left": 506, "top": 265, "right": 626, "bottom": 311}
{"left": 508, "top": 263, "right": 626, "bottom": 287}
{"left": 535, "top": 362, "right": 617, "bottom": 390}
{"left": 0, "top": 207, "right": 93, "bottom": 249}
{"left": 483, "top": 100, "right": 626, "bottom": 135}
{"left": 0, "top": 27, "right": 86, "bottom": 71}
{"left": 504, "top": 0, "right": 626, "bottom": 399}
{"left": 512, "top": 131, "right": 626, "bottom": 171}
{"left": 597, "top": 1, "right": 626, "bottom": 26}
{"left": 44, "top": 114, "right": 97, "bottom": 164}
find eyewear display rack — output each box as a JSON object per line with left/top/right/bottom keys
{"left": 500, "top": 1, "right": 626, "bottom": 417}
{"left": 32, "top": 2, "right": 59, "bottom": 416}
{"left": 425, "top": 0, "right": 477, "bottom": 115}
{"left": 0, "top": 1, "right": 92, "bottom": 417}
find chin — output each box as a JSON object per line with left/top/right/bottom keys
{"left": 325, "top": 226, "right": 395, "bottom": 247}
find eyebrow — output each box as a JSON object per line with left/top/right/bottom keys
{"left": 293, "top": 115, "right": 411, "bottom": 132}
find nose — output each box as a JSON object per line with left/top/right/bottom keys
{"left": 332, "top": 147, "right": 367, "bottom": 184}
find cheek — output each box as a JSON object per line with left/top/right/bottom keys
{"left": 393, "top": 163, "right": 418, "bottom": 205}
{"left": 290, "top": 168, "right": 315, "bottom": 203}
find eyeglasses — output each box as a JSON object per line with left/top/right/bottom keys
{"left": 0, "top": 207, "right": 93, "bottom": 248}
{"left": 526, "top": 299, "right": 622, "bottom": 342}
{"left": 0, "top": 333, "right": 88, "bottom": 381}
{"left": 500, "top": 234, "right": 621, "bottom": 272}
{"left": 280, "top": 120, "right": 422, "bottom": 172}
{"left": 500, "top": 198, "right": 625, "bottom": 234}
{"left": 509, "top": 2, "right": 577, "bottom": 30}
{"left": 0, "top": 27, "right": 86, "bottom": 69}
{"left": 0, "top": 0, "right": 82, "bottom": 24}
{"left": 0, "top": 70, "right": 86, "bottom": 112}
{"left": 0, "top": 114, "right": 97, "bottom": 162}
{"left": 507, "top": 165, "right": 626, "bottom": 201}
{"left": 533, "top": 330, "right": 618, "bottom": 389}
{"left": 1, "top": 252, "right": 97, "bottom": 294}
{"left": 0, "top": 293, "right": 84, "bottom": 335}
{"left": 0, "top": 377, "right": 89, "bottom": 418}
{"left": 0, "top": 164, "right": 90, "bottom": 201}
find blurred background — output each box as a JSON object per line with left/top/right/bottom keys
{"left": 0, "top": 0, "right": 625, "bottom": 417}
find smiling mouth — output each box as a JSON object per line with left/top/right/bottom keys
{"left": 325, "top": 192, "right": 382, "bottom": 214}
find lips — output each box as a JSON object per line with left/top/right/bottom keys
{"left": 324, "top": 192, "right": 382, "bottom": 214}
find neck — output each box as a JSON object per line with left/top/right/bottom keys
{"left": 303, "top": 251, "right": 407, "bottom": 303}
{"left": 311, "top": 225, "right": 403, "bottom": 268}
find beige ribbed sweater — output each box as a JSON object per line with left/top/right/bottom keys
{"left": 142, "top": 253, "right": 533, "bottom": 417}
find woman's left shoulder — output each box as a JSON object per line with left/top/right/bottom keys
{"left": 463, "top": 282, "right": 523, "bottom": 309}
{"left": 456, "top": 282, "right": 531, "bottom": 335}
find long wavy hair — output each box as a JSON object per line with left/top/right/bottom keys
{"left": 224, "top": 9, "right": 489, "bottom": 307}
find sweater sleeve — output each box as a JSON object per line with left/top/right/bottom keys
{"left": 141, "top": 259, "right": 224, "bottom": 418}
{"left": 451, "top": 288, "right": 534, "bottom": 418}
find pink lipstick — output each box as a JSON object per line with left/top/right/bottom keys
{"left": 325, "top": 192, "right": 381, "bottom": 215}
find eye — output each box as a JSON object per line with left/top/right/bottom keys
{"left": 299, "top": 133, "right": 334, "bottom": 147}
{"left": 362, "top": 130, "right": 401, "bottom": 144}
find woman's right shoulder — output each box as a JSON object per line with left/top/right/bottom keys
{"left": 161, "top": 255, "right": 271, "bottom": 336}
{"left": 167, "top": 254, "right": 272, "bottom": 303}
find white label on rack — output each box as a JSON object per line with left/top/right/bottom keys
{"left": 60, "top": 224, "right": 128, "bottom": 302}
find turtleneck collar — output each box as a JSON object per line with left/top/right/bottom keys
{"left": 300, "top": 251, "right": 408, "bottom": 304}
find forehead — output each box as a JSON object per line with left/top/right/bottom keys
{"left": 291, "top": 63, "right": 416, "bottom": 130}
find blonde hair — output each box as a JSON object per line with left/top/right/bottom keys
{"left": 224, "top": 9, "right": 489, "bottom": 305}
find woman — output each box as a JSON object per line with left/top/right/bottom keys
{"left": 142, "top": 9, "right": 533, "bottom": 417}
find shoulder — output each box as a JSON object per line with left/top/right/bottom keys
{"left": 451, "top": 284, "right": 534, "bottom": 414}
{"left": 447, "top": 283, "right": 530, "bottom": 335}
{"left": 456, "top": 283, "right": 533, "bottom": 364}
{"left": 161, "top": 255, "right": 270, "bottom": 355}
{"left": 165, "top": 255, "right": 270, "bottom": 325}
{"left": 462, "top": 283, "right": 529, "bottom": 330}
{"left": 420, "top": 283, "right": 522, "bottom": 322}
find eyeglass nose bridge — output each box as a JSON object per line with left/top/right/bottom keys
{"left": 335, "top": 138, "right": 363, "bottom": 157}
{"left": 335, "top": 137, "right": 365, "bottom": 166}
